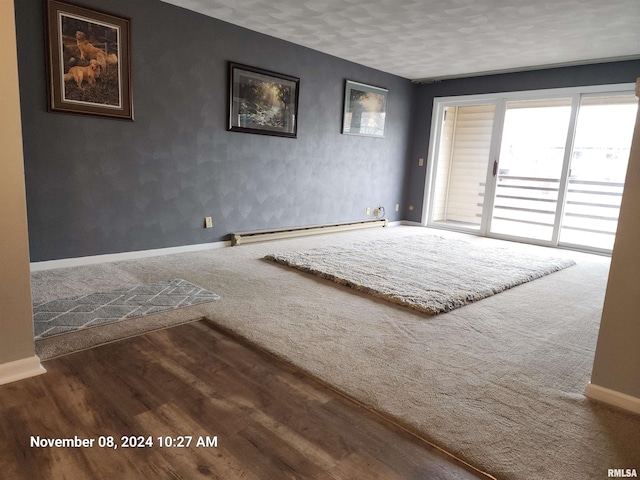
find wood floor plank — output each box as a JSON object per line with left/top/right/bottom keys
{"left": 0, "top": 321, "right": 492, "bottom": 479}
{"left": 134, "top": 403, "right": 241, "bottom": 480}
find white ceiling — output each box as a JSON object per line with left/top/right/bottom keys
{"left": 161, "top": 0, "right": 640, "bottom": 80}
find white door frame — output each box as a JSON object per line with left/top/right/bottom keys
{"left": 422, "top": 83, "right": 635, "bottom": 252}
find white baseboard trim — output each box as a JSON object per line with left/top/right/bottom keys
{"left": 30, "top": 240, "right": 231, "bottom": 271}
{"left": 30, "top": 224, "right": 422, "bottom": 271}
{"left": 0, "top": 355, "right": 46, "bottom": 386}
{"left": 585, "top": 382, "right": 640, "bottom": 415}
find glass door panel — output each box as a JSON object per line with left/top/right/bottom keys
{"left": 490, "top": 99, "right": 572, "bottom": 242}
{"left": 431, "top": 104, "right": 495, "bottom": 231}
{"left": 559, "top": 95, "right": 638, "bottom": 251}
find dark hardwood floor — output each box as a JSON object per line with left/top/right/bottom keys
{"left": 0, "top": 320, "right": 492, "bottom": 479}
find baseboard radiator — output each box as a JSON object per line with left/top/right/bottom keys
{"left": 231, "top": 218, "right": 388, "bottom": 246}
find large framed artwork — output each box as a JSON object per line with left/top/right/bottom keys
{"left": 228, "top": 62, "right": 299, "bottom": 138}
{"left": 342, "top": 80, "right": 388, "bottom": 138}
{"left": 45, "top": 0, "right": 133, "bottom": 120}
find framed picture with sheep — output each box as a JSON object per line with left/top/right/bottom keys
{"left": 45, "top": 0, "right": 133, "bottom": 119}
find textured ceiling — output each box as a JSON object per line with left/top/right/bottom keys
{"left": 160, "top": 0, "right": 640, "bottom": 80}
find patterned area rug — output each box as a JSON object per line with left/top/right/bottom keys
{"left": 33, "top": 279, "right": 219, "bottom": 339}
{"left": 266, "top": 235, "right": 576, "bottom": 315}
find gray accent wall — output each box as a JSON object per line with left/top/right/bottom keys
{"left": 15, "top": 0, "right": 416, "bottom": 262}
{"left": 16, "top": 0, "right": 640, "bottom": 262}
{"left": 404, "top": 60, "right": 640, "bottom": 223}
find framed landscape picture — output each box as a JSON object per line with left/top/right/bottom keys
{"left": 342, "top": 80, "right": 388, "bottom": 137}
{"left": 229, "top": 63, "right": 299, "bottom": 138}
{"left": 46, "top": 0, "right": 133, "bottom": 120}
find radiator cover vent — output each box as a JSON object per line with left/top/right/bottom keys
{"left": 231, "top": 219, "right": 388, "bottom": 246}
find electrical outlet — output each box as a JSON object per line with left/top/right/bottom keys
{"left": 373, "top": 208, "right": 380, "bottom": 217}
{"left": 418, "top": 158, "right": 424, "bottom": 167}
{"left": 204, "top": 216, "right": 213, "bottom": 228}
{"left": 366, "top": 207, "right": 371, "bottom": 215}
{"left": 395, "top": 204, "right": 400, "bottom": 212}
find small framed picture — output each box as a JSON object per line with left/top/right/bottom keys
{"left": 45, "top": 0, "right": 133, "bottom": 120}
{"left": 342, "top": 80, "right": 388, "bottom": 138}
{"left": 229, "top": 63, "right": 299, "bottom": 138}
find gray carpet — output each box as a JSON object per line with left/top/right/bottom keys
{"left": 29, "top": 227, "right": 640, "bottom": 479}
{"left": 266, "top": 235, "right": 575, "bottom": 315}
{"left": 33, "top": 279, "right": 219, "bottom": 340}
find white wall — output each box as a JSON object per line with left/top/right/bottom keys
{"left": 0, "top": 0, "right": 43, "bottom": 384}
{"left": 587, "top": 78, "right": 640, "bottom": 413}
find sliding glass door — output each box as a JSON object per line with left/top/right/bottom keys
{"left": 490, "top": 99, "right": 572, "bottom": 242}
{"left": 559, "top": 94, "right": 638, "bottom": 251}
{"left": 427, "top": 85, "right": 637, "bottom": 253}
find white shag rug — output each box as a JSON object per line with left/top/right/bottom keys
{"left": 266, "top": 235, "right": 576, "bottom": 315}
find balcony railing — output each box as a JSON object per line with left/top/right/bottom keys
{"left": 492, "top": 175, "right": 623, "bottom": 249}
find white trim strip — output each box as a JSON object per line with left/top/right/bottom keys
{"left": 585, "top": 383, "right": 640, "bottom": 416}
{"left": 30, "top": 240, "right": 230, "bottom": 272}
{"left": 0, "top": 355, "right": 46, "bottom": 386}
